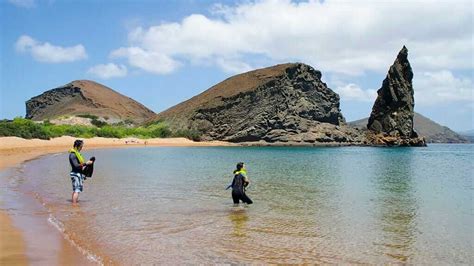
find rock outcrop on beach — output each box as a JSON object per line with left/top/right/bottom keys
{"left": 154, "top": 63, "right": 364, "bottom": 144}
{"left": 26, "top": 80, "right": 155, "bottom": 124}
{"left": 350, "top": 113, "right": 469, "bottom": 143}
{"left": 366, "top": 46, "right": 426, "bottom": 146}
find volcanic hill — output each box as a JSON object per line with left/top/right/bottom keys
{"left": 26, "top": 80, "right": 155, "bottom": 124}
{"left": 154, "top": 63, "right": 364, "bottom": 144}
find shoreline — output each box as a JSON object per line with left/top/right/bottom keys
{"left": 0, "top": 136, "right": 235, "bottom": 265}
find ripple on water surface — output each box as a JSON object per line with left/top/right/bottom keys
{"left": 17, "top": 145, "right": 474, "bottom": 264}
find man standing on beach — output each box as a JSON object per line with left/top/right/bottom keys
{"left": 69, "top": 140, "right": 93, "bottom": 204}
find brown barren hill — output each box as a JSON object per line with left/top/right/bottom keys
{"left": 156, "top": 63, "right": 296, "bottom": 127}
{"left": 153, "top": 63, "right": 366, "bottom": 144}
{"left": 26, "top": 80, "right": 155, "bottom": 123}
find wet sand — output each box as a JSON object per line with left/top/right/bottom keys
{"left": 0, "top": 211, "right": 27, "bottom": 265}
{"left": 0, "top": 136, "right": 234, "bottom": 265}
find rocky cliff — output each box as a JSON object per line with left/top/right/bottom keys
{"left": 350, "top": 113, "right": 469, "bottom": 143}
{"left": 154, "top": 63, "right": 364, "bottom": 144}
{"left": 26, "top": 80, "right": 155, "bottom": 124}
{"left": 367, "top": 46, "right": 426, "bottom": 146}
{"left": 153, "top": 47, "right": 428, "bottom": 146}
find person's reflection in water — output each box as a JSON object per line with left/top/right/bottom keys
{"left": 228, "top": 207, "right": 249, "bottom": 237}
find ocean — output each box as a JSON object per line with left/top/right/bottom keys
{"left": 2, "top": 144, "right": 473, "bottom": 264}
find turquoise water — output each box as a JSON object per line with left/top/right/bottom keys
{"left": 15, "top": 144, "right": 474, "bottom": 263}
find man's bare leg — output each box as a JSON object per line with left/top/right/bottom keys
{"left": 72, "top": 192, "right": 79, "bottom": 204}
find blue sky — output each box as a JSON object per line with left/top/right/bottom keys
{"left": 1, "top": 0, "right": 473, "bottom": 131}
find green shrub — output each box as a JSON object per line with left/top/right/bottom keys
{"left": 147, "top": 123, "right": 172, "bottom": 138}
{"left": 76, "top": 114, "right": 99, "bottom": 120}
{"left": 96, "top": 125, "right": 126, "bottom": 138}
{"left": 0, "top": 117, "right": 50, "bottom": 139}
{"left": 123, "top": 118, "right": 135, "bottom": 125}
{"left": 173, "top": 129, "right": 202, "bottom": 141}
{"left": 144, "top": 118, "right": 164, "bottom": 127}
{"left": 91, "top": 118, "right": 107, "bottom": 128}
{"left": 0, "top": 118, "right": 199, "bottom": 141}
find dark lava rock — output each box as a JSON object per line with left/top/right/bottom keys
{"left": 350, "top": 112, "right": 469, "bottom": 143}
{"left": 154, "top": 63, "right": 363, "bottom": 144}
{"left": 367, "top": 46, "right": 426, "bottom": 146}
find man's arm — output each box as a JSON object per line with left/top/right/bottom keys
{"left": 69, "top": 153, "right": 83, "bottom": 169}
{"left": 243, "top": 175, "right": 250, "bottom": 187}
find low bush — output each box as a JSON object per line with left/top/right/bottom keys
{"left": 76, "top": 114, "right": 99, "bottom": 120}
{"left": 91, "top": 118, "right": 107, "bottom": 128}
{"left": 172, "top": 129, "right": 202, "bottom": 141}
{"left": 0, "top": 118, "right": 195, "bottom": 140}
{"left": 0, "top": 118, "right": 50, "bottom": 139}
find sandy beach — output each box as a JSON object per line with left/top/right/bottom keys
{"left": 0, "top": 136, "right": 234, "bottom": 265}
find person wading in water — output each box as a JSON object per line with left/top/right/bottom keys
{"left": 229, "top": 162, "right": 253, "bottom": 205}
{"left": 69, "top": 140, "right": 93, "bottom": 204}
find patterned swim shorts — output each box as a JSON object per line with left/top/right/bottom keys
{"left": 70, "top": 172, "right": 84, "bottom": 193}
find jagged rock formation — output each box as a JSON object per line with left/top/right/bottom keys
{"left": 26, "top": 80, "right": 155, "bottom": 124}
{"left": 350, "top": 112, "right": 469, "bottom": 143}
{"left": 154, "top": 63, "right": 364, "bottom": 144}
{"left": 367, "top": 46, "right": 426, "bottom": 146}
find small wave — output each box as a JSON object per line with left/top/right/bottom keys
{"left": 48, "top": 214, "right": 104, "bottom": 265}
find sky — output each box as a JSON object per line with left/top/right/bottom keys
{"left": 1, "top": 0, "right": 473, "bottom": 131}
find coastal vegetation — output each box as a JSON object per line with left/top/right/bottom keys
{"left": 0, "top": 117, "right": 201, "bottom": 141}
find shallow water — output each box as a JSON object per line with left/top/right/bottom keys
{"left": 8, "top": 145, "right": 474, "bottom": 264}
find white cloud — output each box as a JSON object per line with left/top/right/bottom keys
{"left": 112, "top": 0, "right": 472, "bottom": 75}
{"left": 15, "top": 35, "right": 87, "bottom": 63}
{"left": 334, "top": 83, "right": 377, "bottom": 102}
{"left": 87, "top": 63, "right": 128, "bottom": 79}
{"left": 8, "top": 0, "right": 35, "bottom": 8}
{"left": 110, "top": 47, "right": 180, "bottom": 74}
{"left": 333, "top": 71, "right": 473, "bottom": 106}
{"left": 414, "top": 70, "right": 473, "bottom": 106}
{"left": 215, "top": 58, "right": 253, "bottom": 74}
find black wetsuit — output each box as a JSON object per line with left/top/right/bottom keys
{"left": 69, "top": 152, "right": 83, "bottom": 174}
{"left": 231, "top": 173, "right": 253, "bottom": 204}
{"left": 69, "top": 153, "right": 94, "bottom": 178}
